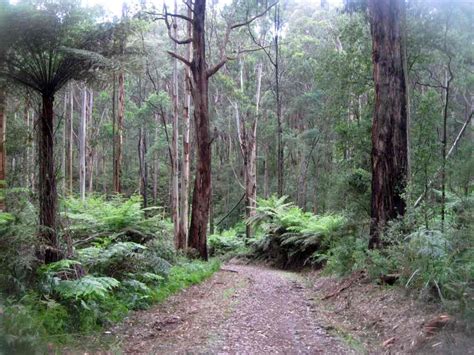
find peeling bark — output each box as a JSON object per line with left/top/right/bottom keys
{"left": 368, "top": 0, "right": 408, "bottom": 248}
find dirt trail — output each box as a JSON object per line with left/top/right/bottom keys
{"left": 112, "top": 264, "right": 353, "bottom": 354}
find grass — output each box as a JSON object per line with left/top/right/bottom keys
{"left": 150, "top": 259, "right": 221, "bottom": 303}
{"left": 0, "top": 258, "right": 221, "bottom": 354}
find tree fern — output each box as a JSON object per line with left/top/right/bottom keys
{"left": 54, "top": 276, "right": 119, "bottom": 300}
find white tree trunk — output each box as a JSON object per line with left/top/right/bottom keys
{"left": 171, "top": 0, "right": 182, "bottom": 249}
{"left": 87, "top": 89, "right": 94, "bottom": 193}
{"left": 68, "top": 83, "right": 74, "bottom": 194}
{"left": 79, "top": 86, "right": 87, "bottom": 201}
{"left": 179, "top": 4, "right": 193, "bottom": 248}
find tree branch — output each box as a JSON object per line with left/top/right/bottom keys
{"left": 207, "top": 58, "right": 229, "bottom": 78}
{"left": 230, "top": 2, "right": 278, "bottom": 30}
{"left": 247, "top": 25, "right": 276, "bottom": 67}
{"left": 163, "top": 9, "right": 193, "bottom": 45}
{"left": 167, "top": 51, "right": 192, "bottom": 67}
{"left": 166, "top": 12, "right": 193, "bottom": 22}
{"left": 208, "top": 1, "right": 277, "bottom": 79}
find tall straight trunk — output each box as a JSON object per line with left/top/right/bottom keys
{"left": 275, "top": 4, "right": 283, "bottom": 197}
{"left": 79, "top": 86, "right": 87, "bottom": 201}
{"left": 62, "top": 91, "right": 67, "bottom": 194}
{"left": 0, "top": 86, "right": 5, "bottom": 211}
{"left": 30, "top": 108, "right": 36, "bottom": 191}
{"left": 263, "top": 143, "right": 269, "bottom": 198}
{"left": 245, "top": 119, "right": 257, "bottom": 238}
{"left": 87, "top": 89, "right": 94, "bottom": 193}
{"left": 178, "top": 5, "right": 193, "bottom": 249}
{"left": 114, "top": 71, "right": 124, "bottom": 193}
{"left": 401, "top": 3, "right": 410, "bottom": 177}
{"left": 235, "top": 103, "right": 249, "bottom": 236}
{"left": 209, "top": 180, "right": 214, "bottom": 235}
{"left": 102, "top": 149, "right": 107, "bottom": 193}
{"left": 67, "top": 83, "right": 74, "bottom": 194}
{"left": 153, "top": 121, "right": 159, "bottom": 205}
{"left": 441, "top": 66, "right": 453, "bottom": 232}
{"left": 171, "top": 0, "right": 183, "bottom": 249}
{"left": 368, "top": 0, "right": 408, "bottom": 249}
{"left": 39, "top": 94, "right": 59, "bottom": 262}
{"left": 112, "top": 73, "right": 116, "bottom": 193}
{"left": 245, "top": 62, "right": 262, "bottom": 238}
{"left": 23, "top": 99, "right": 30, "bottom": 188}
{"left": 138, "top": 126, "right": 148, "bottom": 208}
{"left": 188, "top": 0, "right": 211, "bottom": 259}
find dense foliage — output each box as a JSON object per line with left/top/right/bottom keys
{"left": 0, "top": 0, "right": 472, "bottom": 350}
{"left": 247, "top": 196, "right": 350, "bottom": 268}
{"left": 0, "top": 195, "right": 219, "bottom": 351}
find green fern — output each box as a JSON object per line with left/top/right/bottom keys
{"left": 249, "top": 196, "right": 349, "bottom": 267}
{"left": 54, "top": 276, "right": 119, "bottom": 300}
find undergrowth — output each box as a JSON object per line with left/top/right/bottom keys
{"left": 0, "top": 195, "right": 220, "bottom": 353}
{"left": 234, "top": 194, "right": 473, "bottom": 317}
{"left": 208, "top": 222, "right": 253, "bottom": 258}
{"left": 247, "top": 196, "right": 351, "bottom": 268}
{"left": 312, "top": 194, "right": 474, "bottom": 318}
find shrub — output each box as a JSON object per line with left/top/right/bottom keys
{"left": 316, "top": 235, "right": 369, "bottom": 275}
{"left": 0, "top": 192, "right": 223, "bottom": 353}
{"left": 0, "top": 203, "right": 38, "bottom": 294}
{"left": 248, "top": 196, "right": 350, "bottom": 268}
{"left": 208, "top": 228, "right": 247, "bottom": 257}
{"left": 62, "top": 195, "right": 144, "bottom": 235}
{"left": 77, "top": 242, "right": 172, "bottom": 279}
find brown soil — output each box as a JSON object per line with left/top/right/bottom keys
{"left": 308, "top": 270, "right": 474, "bottom": 354}
{"left": 110, "top": 263, "right": 353, "bottom": 354}
{"left": 94, "top": 263, "right": 473, "bottom": 355}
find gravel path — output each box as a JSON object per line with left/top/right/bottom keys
{"left": 112, "top": 264, "right": 353, "bottom": 354}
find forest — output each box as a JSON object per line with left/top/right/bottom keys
{"left": 0, "top": 0, "right": 472, "bottom": 353}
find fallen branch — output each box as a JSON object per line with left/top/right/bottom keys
{"left": 322, "top": 271, "right": 365, "bottom": 300}
{"left": 220, "top": 268, "right": 239, "bottom": 273}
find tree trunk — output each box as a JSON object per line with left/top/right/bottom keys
{"left": 87, "top": 89, "right": 94, "bottom": 193}
{"left": 171, "top": 0, "right": 183, "bottom": 249}
{"left": 263, "top": 143, "right": 269, "bottom": 198}
{"left": 113, "top": 71, "right": 124, "bottom": 194}
{"left": 153, "top": 120, "right": 159, "bottom": 205}
{"left": 245, "top": 62, "right": 262, "bottom": 238}
{"left": 138, "top": 126, "right": 148, "bottom": 209}
{"left": 67, "top": 83, "right": 74, "bottom": 194}
{"left": 209, "top": 180, "right": 214, "bottom": 235}
{"left": 368, "top": 0, "right": 408, "bottom": 249}
{"left": 0, "top": 86, "right": 5, "bottom": 211}
{"left": 30, "top": 107, "right": 36, "bottom": 191}
{"left": 102, "top": 149, "right": 107, "bottom": 193}
{"left": 188, "top": 0, "right": 211, "bottom": 259}
{"left": 79, "top": 86, "right": 87, "bottom": 201}
{"left": 23, "top": 98, "right": 29, "bottom": 188}
{"left": 246, "top": 118, "right": 257, "bottom": 238}
{"left": 62, "top": 91, "right": 67, "bottom": 194}
{"left": 440, "top": 65, "right": 453, "bottom": 232}
{"left": 39, "top": 94, "right": 59, "bottom": 262}
{"left": 178, "top": 5, "right": 193, "bottom": 250}
{"left": 275, "top": 5, "right": 283, "bottom": 197}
